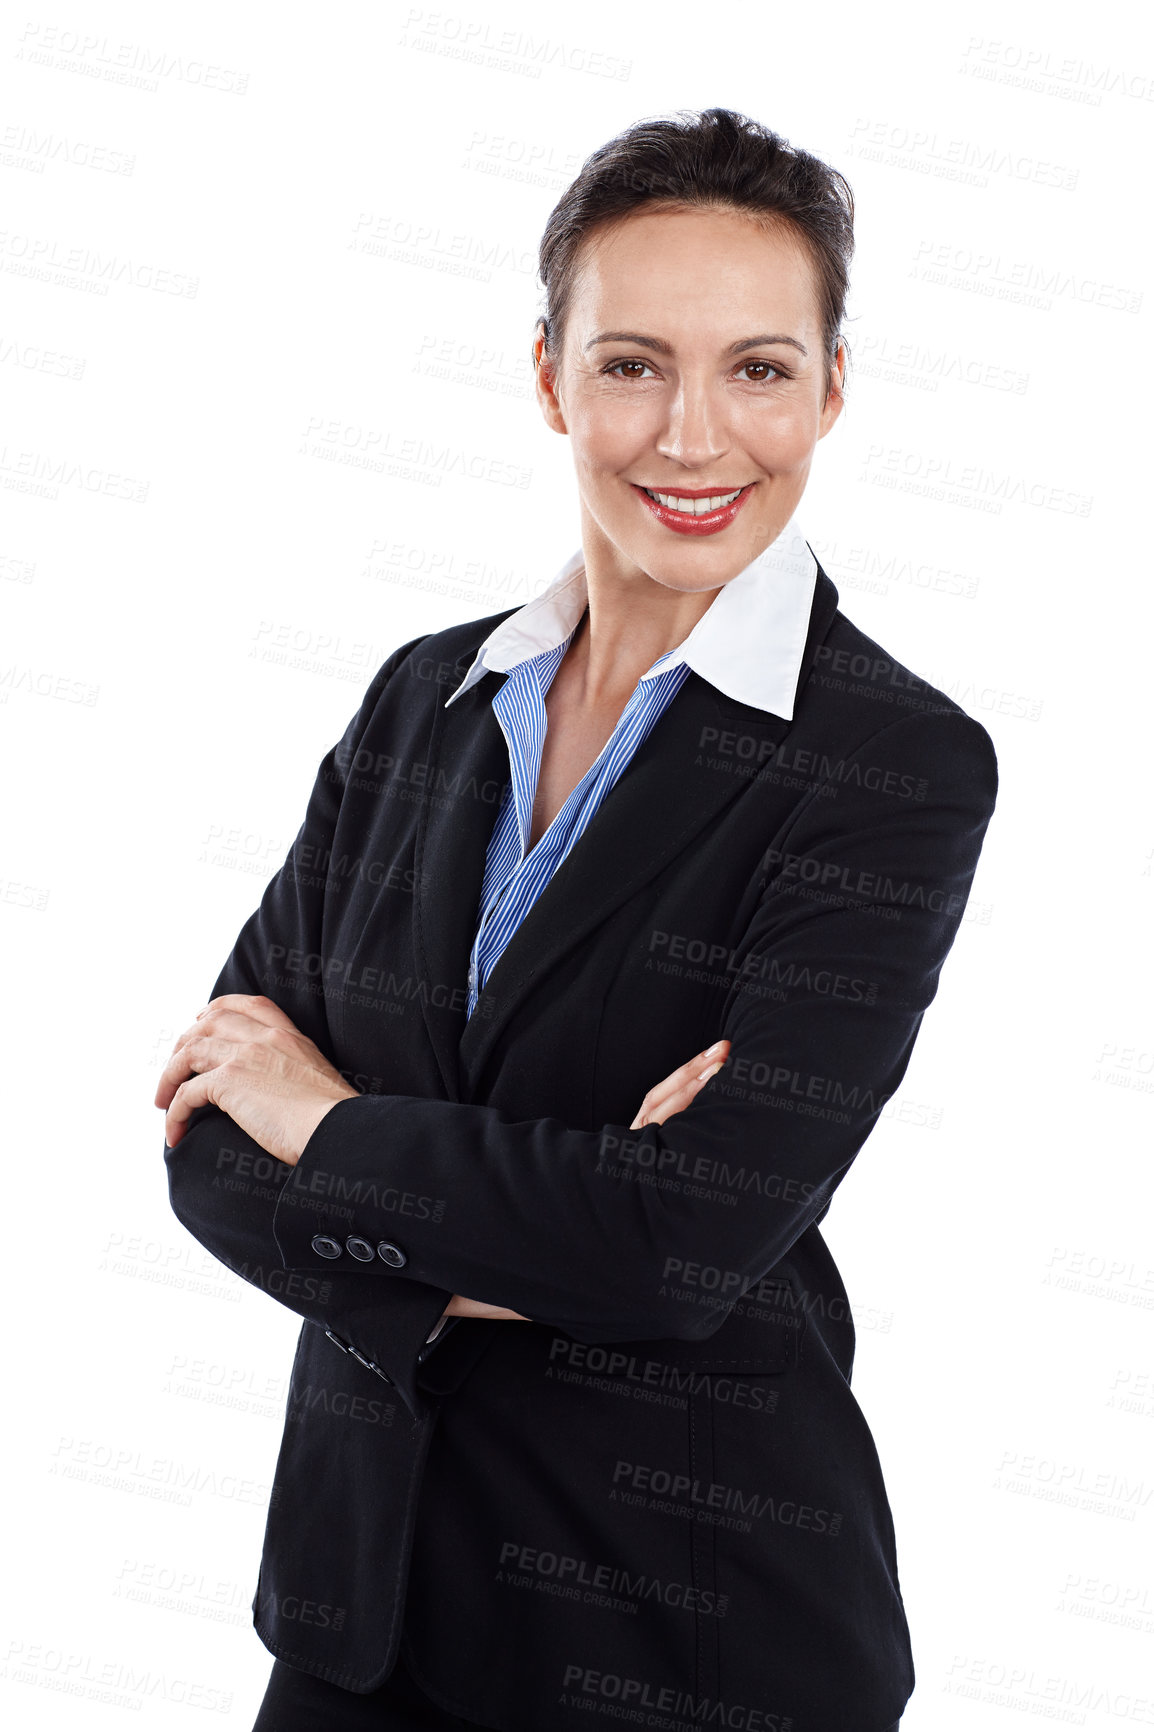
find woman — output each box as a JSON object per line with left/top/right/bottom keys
{"left": 158, "top": 109, "right": 997, "bottom": 1731}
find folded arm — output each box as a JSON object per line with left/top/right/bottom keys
{"left": 267, "top": 709, "right": 998, "bottom": 1344}
{"left": 161, "top": 633, "right": 458, "bottom": 1418}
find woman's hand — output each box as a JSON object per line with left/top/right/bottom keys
{"left": 438, "top": 1040, "right": 732, "bottom": 1329}
{"left": 156, "top": 1004, "right": 728, "bottom": 1318}
{"left": 629, "top": 1038, "right": 731, "bottom": 1130}
{"left": 443, "top": 1295, "right": 530, "bottom": 1321}
{"left": 155, "top": 993, "right": 359, "bottom": 1166}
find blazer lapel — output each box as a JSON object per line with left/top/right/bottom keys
{"left": 411, "top": 674, "right": 510, "bottom": 1101}
{"left": 412, "top": 565, "right": 840, "bottom": 1101}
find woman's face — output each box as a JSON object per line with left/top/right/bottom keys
{"left": 535, "top": 204, "right": 845, "bottom": 594}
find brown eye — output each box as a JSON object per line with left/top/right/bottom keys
{"left": 739, "top": 360, "right": 782, "bottom": 383}
{"left": 604, "top": 359, "right": 654, "bottom": 379}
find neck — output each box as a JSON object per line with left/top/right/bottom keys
{"left": 566, "top": 523, "right": 722, "bottom": 708}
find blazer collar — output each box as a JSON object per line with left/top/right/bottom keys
{"left": 444, "top": 513, "right": 817, "bottom": 722}
{"left": 410, "top": 558, "right": 841, "bottom": 1101}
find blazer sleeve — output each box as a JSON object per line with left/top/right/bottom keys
{"left": 270, "top": 708, "right": 999, "bottom": 1344}
{"left": 162, "top": 630, "right": 453, "bottom": 1420}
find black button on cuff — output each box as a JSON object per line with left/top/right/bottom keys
{"left": 346, "top": 1235, "right": 375, "bottom": 1262}
{"left": 376, "top": 1241, "right": 407, "bottom": 1269}
{"left": 311, "top": 1234, "right": 343, "bottom": 1260}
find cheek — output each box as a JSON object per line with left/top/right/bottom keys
{"left": 570, "top": 399, "right": 653, "bottom": 470}
{"left": 741, "top": 399, "right": 820, "bottom": 471}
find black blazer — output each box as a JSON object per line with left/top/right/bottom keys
{"left": 165, "top": 559, "right": 998, "bottom": 1730}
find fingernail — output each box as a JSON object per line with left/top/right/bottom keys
{"left": 704, "top": 1039, "right": 726, "bottom": 1058}
{"left": 696, "top": 1060, "right": 723, "bottom": 1083}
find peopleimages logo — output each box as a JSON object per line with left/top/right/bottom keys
{"left": 559, "top": 1663, "right": 793, "bottom": 1729}
{"left": 497, "top": 1541, "right": 729, "bottom": 1617}
{"left": 847, "top": 116, "right": 1079, "bottom": 190}
{"left": 611, "top": 1460, "right": 843, "bottom": 1536}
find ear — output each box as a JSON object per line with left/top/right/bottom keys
{"left": 818, "top": 338, "right": 847, "bottom": 438}
{"left": 533, "top": 318, "right": 568, "bottom": 435}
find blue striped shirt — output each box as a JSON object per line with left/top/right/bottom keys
{"left": 444, "top": 514, "right": 819, "bottom": 1023}
{"left": 464, "top": 633, "right": 692, "bottom": 1016}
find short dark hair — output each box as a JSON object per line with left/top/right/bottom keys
{"left": 537, "top": 107, "right": 854, "bottom": 377}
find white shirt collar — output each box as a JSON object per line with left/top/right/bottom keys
{"left": 444, "top": 513, "right": 817, "bottom": 720}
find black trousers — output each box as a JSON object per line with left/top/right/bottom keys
{"left": 253, "top": 1649, "right": 901, "bottom": 1731}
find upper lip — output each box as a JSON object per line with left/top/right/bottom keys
{"left": 633, "top": 483, "right": 753, "bottom": 498}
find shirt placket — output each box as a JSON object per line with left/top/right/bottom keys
{"left": 464, "top": 650, "right": 682, "bottom": 1018}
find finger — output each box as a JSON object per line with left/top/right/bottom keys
{"left": 446, "top": 1295, "right": 531, "bottom": 1321}
{"left": 163, "top": 1069, "right": 220, "bottom": 1149}
{"left": 657, "top": 1038, "right": 731, "bottom": 1095}
{"left": 154, "top": 1005, "right": 292, "bottom": 1109}
{"left": 154, "top": 1030, "right": 243, "bottom": 1110}
{"left": 628, "top": 1039, "right": 730, "bottom": 1129}
{"left": 628, "top": 1066, "right": 721, "bottom": 1131}
{"left": 196, "top": 1010, "right": 346, "bottom": 1090}
{"left": 629, "top": 1062, "right": 724, "bottom": 1131}
{"left": 196, "top": 994, "right": 298, "bottom": 1030}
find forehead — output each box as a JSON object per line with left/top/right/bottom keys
{"left": 568, "top": 205, "right": 821, "bottom": 336}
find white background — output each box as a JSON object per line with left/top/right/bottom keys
{"left": 2, "top": 1, "right": 1151, "bottom": 1725}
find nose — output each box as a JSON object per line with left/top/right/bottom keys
{"left": 653, "top": 375, "right": 729, "bottom": 470}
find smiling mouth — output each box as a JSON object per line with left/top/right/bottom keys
{"left": 636, "top": 484, "right": 754, "bottom": 517}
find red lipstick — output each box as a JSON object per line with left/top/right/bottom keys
{"left": 631, "top": 481, "right": 755, "bottom": 537}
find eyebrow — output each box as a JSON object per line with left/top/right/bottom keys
{"left": 583, "top": 330, "right": 809, "bottom": 358}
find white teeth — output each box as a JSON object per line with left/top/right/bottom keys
{"left": 644, "top": 487, "right": 743, "bottom": 515}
